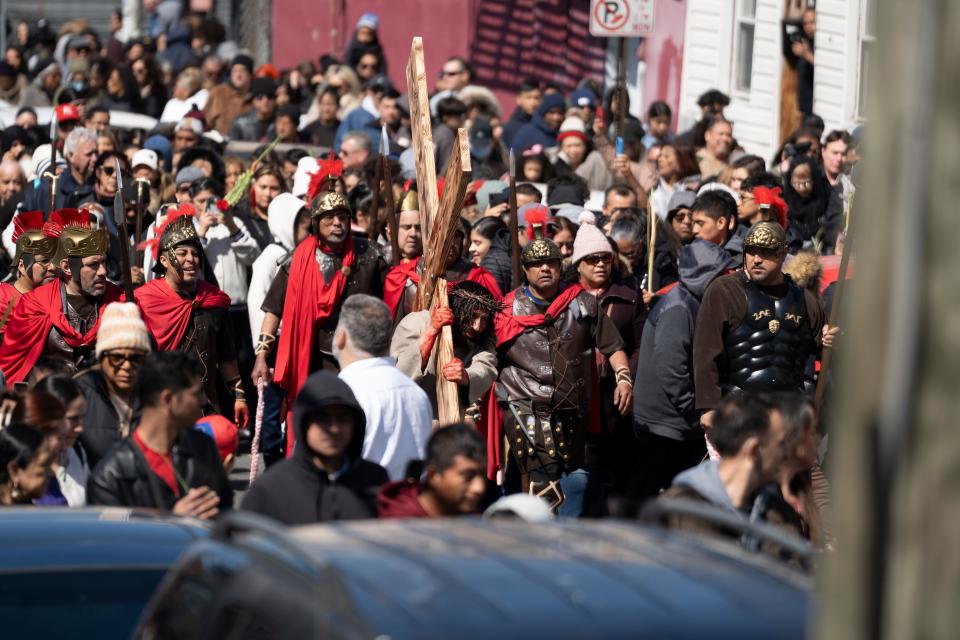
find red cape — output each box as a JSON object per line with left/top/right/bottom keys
{"left": 0, "top": 283, "right": 23, "bottom": 335}
{"left": 134, "top": 279, "right": 231, "bottom": 351}
{"left": 0, "top": 280, "right": 124, "bottom": 382}
{"left": 383, "top": 257, "right": 502, "bottom": 318}
{"left": 274, "top": 236, "right": 355, "bottom": 454}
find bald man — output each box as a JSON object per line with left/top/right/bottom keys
{"left": 0, "top": 160, "right": 24, "bottom": 206}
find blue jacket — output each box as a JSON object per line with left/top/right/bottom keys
{"left": 333, "top": 105, "right": 378, "bottom": 152}
{"left": 509, "top": 93, "right": 566, "bottom": 154}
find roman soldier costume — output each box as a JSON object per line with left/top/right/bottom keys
{"left": 135, "top": 204, "right": 235, "bottom": 410}
{"left": 0, "top": 211, "right": 58, "bottom": 334}
{"left": 489, "top": 239, "right": 624, "bottom": 507}
{"left": 260, "top": 188, "right": 388, "bottom": 453}
{"left": 693, "top": 221, "right": 826, "bottom": 412}
{"left": 0, "top": 209, "right": 121, "bottom": 382}
{"left": 382, "top": 189, "right": 500, "bottom": 320}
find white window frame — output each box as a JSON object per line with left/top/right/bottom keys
{"left": 732, "top": 0, "right": 758, "bottom": 94}
{"left": 856, "top": 0, "right": 877, "bottom": 119}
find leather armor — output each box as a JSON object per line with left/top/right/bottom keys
{"left": 722, "top": 274, "right": 814, "bottom": 394}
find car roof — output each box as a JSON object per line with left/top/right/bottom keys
{"left": 271, "top": 518, "right": 811, "bottom": 639}
{"left": 0, "top": 507, "right": 208, "bottom": 573}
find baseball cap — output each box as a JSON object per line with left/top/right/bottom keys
{"left": 571, "top": 88, "right": 597, "bottom": 109}
{"left": 175, "top": 166, "right": 205, "bottom": 186}
{"left": 546, "top": 183, "right": 586, "bottom": 209}
{"left": 667, "top": 191, "right": 696, "bottom": 215}
{"left": 193, "top": 415, "right": 239, "bottom": 463}
{"left": 67, "top": 34, "right": 94, "bottom": 51}
{"left": 131, "top": 149, "right": 159, "bottom": 172}
{"left": 176, "top": 117, "right": 204, "bottom": 135}
{"left": 469, "top": 118, "right": 495, "bottom": 160}
{"left": 54, "top": 103, "right": 81, "bottom": 123}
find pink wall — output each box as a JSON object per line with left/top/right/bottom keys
{"left": 272, "top": 0, "right": 686, "bottom": 126}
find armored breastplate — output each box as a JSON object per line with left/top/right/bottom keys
{"left": 722, "top": 275, "right": 813, "bottom": 393}
{"left": 42, "top": 299, "right": 98, "bottom": 372}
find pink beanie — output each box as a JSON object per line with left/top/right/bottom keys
{"left": 571, "top": 214, "right": 612, "bottom": 264}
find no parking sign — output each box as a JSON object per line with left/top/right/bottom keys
{"left": 589, "top": 0, "right": 655, "bottom": 37}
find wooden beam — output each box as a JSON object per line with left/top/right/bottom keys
{"left": 416, "top": 127, "right": 472, "bottom": 312}
{"left": 406, "top": 36, "right": 439, "bottom": 249}
{"left": 434, "top": 279, "right": 459, "bottom": 425}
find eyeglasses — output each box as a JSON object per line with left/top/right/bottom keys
{"left": 59, "top": 121, "right": 77, "bottom": 131}
{"left": 253, "top": 94, "right": 274, "bottom": 101}
{"left": 177, "top": 184, "right": 192, "bottom": 193}
{"left": 792, "top": 179, "right": 812, "bottom": 188}
{"left": 103, "top": 352, "right": 144, "bottom": 368}
{"left": 442, "top": 69, "right": 463, "bottom": 77}
{"left": 582, "top": 254, "right": 613, "bottom": 266}
{"left": 99, "top": 165, "right": 115, "bottom": 176}
{"left": 672, "top": 212, "right": 691, "bottom": 222}
{"left": 357, "top": 63, "right": 379, "bottom": 70}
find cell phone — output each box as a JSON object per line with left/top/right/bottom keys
{"left": 488, "top": 192, "right": 509, "bottom": 208}
{"left": 596, "top": 106, "right": 606, "bottom": 129}
{"left": 616, "top": 137, "right": 624, "bottom": 155}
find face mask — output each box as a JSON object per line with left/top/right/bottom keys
{"left": 71, "top": 81, "right": 88, "bottom": 94}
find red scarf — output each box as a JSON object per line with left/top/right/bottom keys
{"left": 0, "top": 280, "right": 123, "bottom": 383}
{"left": 494, "top": 284, "right": 584, "bottom": 347}
{"left": 383, "top": 257, "right": 503, "bottom": 318}
{"left": 134, "top": 279, "right": 231, "bottom": 351}
{"left": 274, "top": 234, "right": 354, "bottom": 402}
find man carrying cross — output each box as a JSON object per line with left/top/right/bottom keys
{"left": 252, "top": 187, "right": 387, "bottom": 456}
{"left": 382, "top": 188, "right": 500, "bottom": 322}
{"left": 492, "top": 238, "right": 633, "bottom": 517}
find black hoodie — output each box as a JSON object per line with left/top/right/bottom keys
{"left": 241, "top": 372, "right": 389, "bottom": 525}
{"left": 633, "top": 240, "right": 735, "bottom": 440}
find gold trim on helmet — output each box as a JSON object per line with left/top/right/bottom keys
{"left": 13, "top": 231, "right": 58, "bottom": 265}
{"left": 743, "top": 221, "right": 786, "bottom": 251}
{"left": 521, "top": 238, "right": 562, "bottom": 265}
{"left": 54, "top": 227, "right": 110, "bottom": 263}
{"left": 311, "top": 190, "right": 351, "bottom": 218}
{"left": 397, "top": 189, "right": 419, "bottom": 214}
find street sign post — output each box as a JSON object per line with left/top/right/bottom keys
{"left": 589, "top": 0, "right": 655, "bottom": 37}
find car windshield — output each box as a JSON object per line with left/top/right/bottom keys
{"left": 0, "top": 568, "right": 167, "bottom": 637}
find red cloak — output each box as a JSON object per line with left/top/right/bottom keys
{"left": 0, "top": 283, "right": 23, "bottom": 336}
{"left": 134, "top": 279, "right": 231, "bottom": 351}
{"left": 383, "top": 256, "right": 502, "bottom": 318}
{"left": 0, "top": 280, "right": 124, "bottom": 383}
{"left": 274, "top": 235, "right": 355, "bottom": 454}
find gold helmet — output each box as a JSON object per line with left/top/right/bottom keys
{"left": 11, "top": 211, "right": 57, "bottom": 266}
{"left": 144, "top": 203, "right": 202, "bottom": 275}
{"left": 396, "top": 189, "right": 419, "bottom": 214}
{"left": 310, "top": 190, "right": 352, "bottom": 218}
{"left": 43, "top": 209, "right": 110, "bottom": 264}
{"left": 743, "top": 221, "right": 787, "bottom": 252}
{"left": 521, "top": 238, "right": 563, "bottom": 266}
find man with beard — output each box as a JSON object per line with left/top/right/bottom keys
{"left": 391, "top": 280, "right": 500, "bottom": 420}
{"left": 693, "top": 222, "right": 838, "bottom": 429}
{"left": 252, "top": 188, "right": 388, "bottom": 456}
{"left": 0, "top": 209, "right": 121, "bottom": 381}
{"left": 135, "top": 203, "right": 249, "bottom": 429}
{"left": 0, "top": 211, "right": 59, "bottom": 331}
{"left": 492, "top": 238, "right": 632, "bottom": 517}
{"left": 383, "top": 189, "right": 500, "bottom": 322}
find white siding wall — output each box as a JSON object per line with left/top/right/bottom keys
{"left": 812, "top": 0, "right": 862, "bottom": 134}
{"left": 678, "top": 0, "right": 784, "bottom": 164}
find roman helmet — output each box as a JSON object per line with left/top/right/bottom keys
{"left": 10, "top": 211, "right": 58, "bottom": 276}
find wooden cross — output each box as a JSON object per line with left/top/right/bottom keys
{"left": 406, "top": 36, "right": 473, "bottom": 425}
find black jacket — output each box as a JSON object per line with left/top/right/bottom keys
{"left": 75, "top": 368, "right": 141, "bottom": 469}
{"left": 480, "top": 227, "right": 514, "bottom": 296}
{"left": 634, "top": 240, "right": 735, "bottom": 440}
{"left": 86, "top": 427, "right": 233, "bottom": 511}
{"left": 241, "top": 371, "right": 389, "bottom": 525}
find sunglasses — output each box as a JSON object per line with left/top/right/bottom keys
{"left": 357, "top": 63, "right": 379, "bottom": 70}
{"left": 99, "top": 165, "right": 116, "bottom": 175}
{"left": 582, "top": 254, "right": 613, "bottom": 266}
{"left": 442, "top": 69, "right": 463, "bottom": 77}
{"left": 253, "top": 94, "right": 274, "bottom": 101}
{"left": 59, "top": 121, "right": 77, "bottom": 131}
{"left": 103, "top": 352, "right": 144, "bottom": 368}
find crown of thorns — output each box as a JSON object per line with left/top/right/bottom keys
{"left": 449, "top": 285, "right": 503, "bottom": 315}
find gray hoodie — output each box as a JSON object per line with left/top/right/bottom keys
{"left": 633, "top": 240, "right": 736, "bottom": 440}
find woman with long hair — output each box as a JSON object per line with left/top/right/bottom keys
{"left": 651, "top": 143, "right": 700, "bottom": 218}
{"left": 469, "top": 216, "right": 505, "bottom": 266}
{"left": 783, "top": 155, "right": 830, "bottom": 249}
{"left": 0, "top": 421, "right": 54, "bottom": 506}
{"left": 33, "top": 377, "right": 89, "bottom": 506}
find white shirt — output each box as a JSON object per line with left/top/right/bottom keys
{"left": 339, "top": 356, "right": 433, "bottom": 481}
{"left": 195, "top": 217, "right": 260, "bottom": 305}
{"left": 159, "top": 89, "right": 210, "bottom": 122}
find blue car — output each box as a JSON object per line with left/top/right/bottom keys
{"left": 0, "top": 507, "right": 208, "bottom": 639}
{"left": 135, "top": 510, "right": 812, "bottom": 639}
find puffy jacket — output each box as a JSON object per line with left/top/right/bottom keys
{"left": 75, "top": 368, "right": 141, "bottom": 469}
{"left": 86, "top": 427, "right": 233, "bottom": 511}
{"left": 480, "top": 227, "right": 515, "bottom": 296}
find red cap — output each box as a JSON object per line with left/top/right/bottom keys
{"left": 54, "top": 103, "right": 81, "bottom": 123}
{"left": 193, "top": 415, "right": 239, "bottom": 463}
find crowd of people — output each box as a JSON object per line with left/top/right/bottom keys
{"left": 0, "top": 9, "right": 859, "bottom": 554}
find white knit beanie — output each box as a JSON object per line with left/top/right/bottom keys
{"left": 95, "top": 303, "right": 152, "bottom": 358}
{"left": 571, "top": 213, "right": 613, "bottom": 264}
